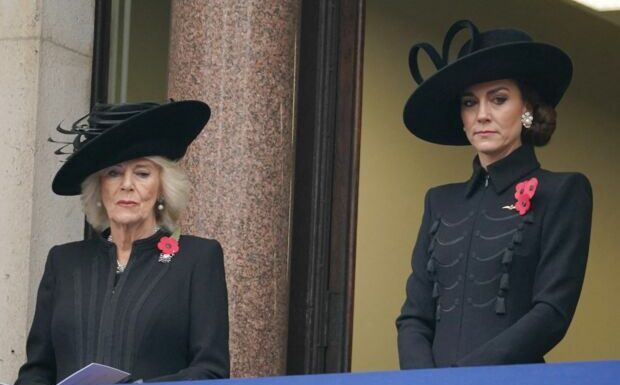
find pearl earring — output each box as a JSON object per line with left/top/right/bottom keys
{"left": 521, "top": 111, "right": 533, "bottom": 129}
{"left": 157, "top": 200, "right": 164, "bottom": 211}
{"left": 96, "top": 201, "right": 102, "bottom": 207}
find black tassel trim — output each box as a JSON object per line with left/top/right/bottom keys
{"left": 428, "top": 240, "right": 436, "bottom": 254}
{"left": 436, "top": 304, "right": 441, "bottom": 321}
{"left": 432, "top": 282, "right": 439, "bottom": 299}
{"left": 500, "top": 273, "right": 510, "bottom": 290}
{"left": 512, "top": 231, "right": 523, "bottom": 244}
{"left": 429, "top": 219, "right": 440, "bottom": 235}
{"left": 426, "top": 259, "right": 435, "bottom": 275}
{"left": 495, "top": 297, "right": 506, "bottom": 315}
{"left": 502, "top": 249, "right": 513, "bottom": 265}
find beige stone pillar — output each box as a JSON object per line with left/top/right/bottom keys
{"left": 0, "top": 0, "right": 93, "bottom": 380}
{"left": 167, "top": 0, "right": 299, "bottom": 377}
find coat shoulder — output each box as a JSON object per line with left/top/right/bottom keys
{"left": 178, "top": 235, "right": 222, "bottom": 251}
{"left": 537, "top": 168, "right": 590, "bottom": 183}
{"left": 177, "top": 235, "right": 224, "bottom": 263}
{"left": 48, "top": 239, "right": 99, "bottom": 263}
{"left": 426, "top": 181, "right": 468, "bottom": 202}
{"left": 535, "top": 169, "right": 592, "bottom": 196}
{"left": 52, "top": 239, "right": 97, "bottom": 251}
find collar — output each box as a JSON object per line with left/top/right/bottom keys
{"left": 97, "top": 227, "right": 172, "bottom": 252}
{"left": 465, "top": 144, "right": 541, "bottom": 197}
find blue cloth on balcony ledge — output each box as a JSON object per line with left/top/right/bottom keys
{"left": 153, "top": 361, "right": 618, "bottom": 385}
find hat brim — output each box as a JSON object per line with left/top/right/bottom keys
{"left": 403, "top": 42, "right": 572, "bottom": 145}
{"left": 52, "top": 100, "right": 210, "bottom": 195}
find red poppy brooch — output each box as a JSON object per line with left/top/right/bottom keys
{"left": 503, "top": 177, "right": 539, "bottom": 215}
{"left": 157, "top": 232, "right": 180, "bottom": 263}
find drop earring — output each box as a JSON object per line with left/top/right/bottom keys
{"left": 157, "top": 200, "right": 164, "bottom": 211}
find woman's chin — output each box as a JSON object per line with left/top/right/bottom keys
{"left": 109, "top": 216, "right": 152, "bottom": 229}
{"left": 472, "top": 140, "right": 502, "bottom": 155}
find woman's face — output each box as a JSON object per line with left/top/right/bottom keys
{"left": 460, "top": 79, "right": 527, "bottom": 164}
{"left": 100, "top": 158, "right": 161, "bottom": 229}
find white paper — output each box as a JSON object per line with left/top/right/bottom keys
{"left": 56, "top": 363, "right": 130, "bottom": 385}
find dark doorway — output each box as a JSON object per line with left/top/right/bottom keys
{"left": 287, "top": 0, "right": 365, "bottom": 374}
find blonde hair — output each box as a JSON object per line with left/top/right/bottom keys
{"left": 81, "top": 156, "right": 190, "bottom": 232}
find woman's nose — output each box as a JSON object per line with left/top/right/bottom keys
{"left": 476, "top": 101, "right": 491, "bottom": 122}
{"left": 120, "top": 172, "right": 134, "bottom": 190}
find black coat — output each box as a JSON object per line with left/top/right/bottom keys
{"left": 396, "top": 145, "right": 593, "bottom": 368}
{"left": 15, "top": 230, "right": 229, "bottom": 384}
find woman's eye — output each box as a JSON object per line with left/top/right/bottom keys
{"left": 106, "top": 169, "right": 120, "bottom": 177}
{"left": 493, "top": 96, "right": 507, "bottom": 104}
{"left": 461, "top": 99, "right": 476, "bottom": 107}
{"left": 136, "top": 171, "right": 150, "bottom": 178}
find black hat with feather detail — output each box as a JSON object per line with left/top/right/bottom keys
{"left": 51, "top": 100, "right": 210, "bottom": 195}
{"left": 403, "top": 20, "right": 572, "bottom": 145}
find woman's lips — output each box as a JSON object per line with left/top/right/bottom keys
{"left": 475, "top": 130, "right": 497, "bottom": 135}
{"left": 117, "top": 200, "right": 137, "bottom": 207}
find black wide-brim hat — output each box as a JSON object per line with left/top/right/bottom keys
{"left": 52, "top": 100, "right": 210, "bottom": 195}
{"left": 403, "top": 20, "right": 572, "bottom": 145}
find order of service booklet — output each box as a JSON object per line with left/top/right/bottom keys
{"left": 1, "top": 363, "right": 130, "bottom": 385}
{"left": 56, "top": 363, "right": 130, "bottom": 385}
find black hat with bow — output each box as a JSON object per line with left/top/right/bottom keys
{"left": 51, "top": 100, "right": 210, "bottom": 195}
{"left": 403, "top": 20, "right": 572, "bottom": 145}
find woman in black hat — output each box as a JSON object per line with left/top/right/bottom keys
{"left": 397, "top": 20, "right": 593, "bottom": 368}
{"left": 15, "top": 101, "right": 229, "bottom": 384}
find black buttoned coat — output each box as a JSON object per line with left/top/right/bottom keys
{"left": 15, "top": 230, "right": 229, "bottom": 384}
{"left": 397, "top": 145, "right": 593, "bottom": 368}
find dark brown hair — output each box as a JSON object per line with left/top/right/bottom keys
{"left": 517, "top": 80, "right": 557, "bottom": 146}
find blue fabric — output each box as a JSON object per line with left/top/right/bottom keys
{"left": 151, "top": 361, "right": 619, "bottom": 385}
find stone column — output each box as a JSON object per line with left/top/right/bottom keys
{"left": 0, "top": 0, "right": 93, "bottom": 380}
{"left": 167, "top": 0, "right": 299, "bottom": 378}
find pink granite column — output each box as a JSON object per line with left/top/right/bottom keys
{"left": 167, "top": 0, "right": 298, "bottom": 378}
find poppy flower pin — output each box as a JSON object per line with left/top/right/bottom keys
{"left": 502, "top": 177, "right": 539, "bottom": 215}
{"left": 157, "top": 227, "right": 181, "bottom": 263}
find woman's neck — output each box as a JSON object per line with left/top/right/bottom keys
{"left": 109, "top": 218, "right": 158, "bottom": 254}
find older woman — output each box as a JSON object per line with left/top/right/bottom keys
{"left": 15, "top": 101, "right": 229, "bottom": 384}
{"left": 397, "top": 20, "right": 593, "bottom": 368}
